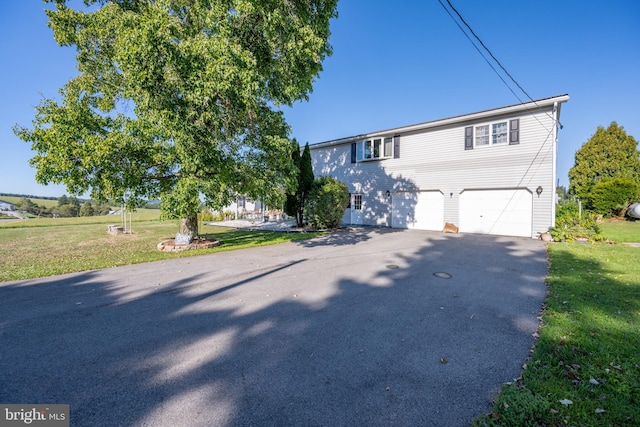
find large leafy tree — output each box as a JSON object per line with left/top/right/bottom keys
{"left": 14, "top": 0, "right": 338, "bottom": 240}
{"left": 569, "top": 122, "right": 640, "bottom": 206}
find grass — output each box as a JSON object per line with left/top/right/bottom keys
{"left": 0, "top": 195, "right": 60, "bottom": 209}
{"left": 0, "top": 218, "right": 320, "bottom": 282}
{"left": 599, "top": 219, "right": 640, "bottom": 243}
{"left": 475, "top": 221, "right": 640, "bottom": 426}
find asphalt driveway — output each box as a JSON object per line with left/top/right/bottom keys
{"left": 0, "top": 228, "right": 548, "bottom": 426}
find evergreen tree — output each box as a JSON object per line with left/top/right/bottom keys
{"left": 284, "top": 142, "right": 314, "bottom": 227}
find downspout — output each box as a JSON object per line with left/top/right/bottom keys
{"left": 551, "top": 102, "right": 560, "bottom": 228}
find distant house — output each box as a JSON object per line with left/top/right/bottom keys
{"left": 308, "top": 94, "right": 569, "bottom": 238}
{"left": 218, "top": 196, "right": 266, "bottom": 220}
{"left": 0, "top": 200, "right": 15, "bottom": 211}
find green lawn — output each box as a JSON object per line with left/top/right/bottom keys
{"left": 599, "top": 219, "right": 640, "bottom": 243}
{"left": 475, "top": 221, "right": 640, "bottom": 426}
{"left": 0, "top": 218, "right": 319, "bottom": 282}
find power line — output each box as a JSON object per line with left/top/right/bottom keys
{"left": 442, "top": 0, "right": 535, "bottom": 104}
{"left": 436, "top": 0, "right": 525, "bottom": 104}
{"left": 437, "top": 0, "right": 563, "bottom": 129}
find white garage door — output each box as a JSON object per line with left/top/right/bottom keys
{"left": 459, "top": 189, "right": 532, "bottom": 237}
{"left": 393, "top": 191, "right": 444, "bottom": 231}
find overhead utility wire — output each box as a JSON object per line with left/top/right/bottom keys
{"left": 443, "top": 0, "right": 535, "bottom": 104}
{"left": 436, "top": 0, "right": 523, "bottom": 103}
{"left": 437, "top": 0, "right": 562, "bottom": 129}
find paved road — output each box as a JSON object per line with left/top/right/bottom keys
{"left": 0, "top": 228, "right": 548, "bottom": 426}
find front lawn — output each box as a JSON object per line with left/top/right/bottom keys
{"left": 475, "top": 222, "right": 640, "bottom": 426}
{"left": 0, "top": 219, "right": 319, "bottom": 282}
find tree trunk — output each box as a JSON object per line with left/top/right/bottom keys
{"left": 178, "top": 215, "right": 198, "bottom": 241}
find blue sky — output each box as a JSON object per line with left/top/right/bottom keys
{"left": 1, "top": 0, "right": 639, "bottom": 198}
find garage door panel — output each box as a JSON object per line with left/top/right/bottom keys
{"left": 393, "top": 191, "right": 444, "bottom": 231}
{"left": 460, "top": 189, "right": 532, "bottom": 237}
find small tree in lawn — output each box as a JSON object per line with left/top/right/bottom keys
{"left": 569, "top": 122, "right": 640, "bottom": 209}
{"left": 284, "top": 141, "right": 314, "bottom": 227}
{"left": 80, "top": 201, "right": 95, "bottom": 217}
{"left": 304, "top": 176, "right": 349, "bottom": 229}
{"left": 14, "top": 0, "right": 338, "bottom": 242}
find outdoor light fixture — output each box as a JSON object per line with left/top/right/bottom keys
{"left": 536, "top": 186, "right": 543, "bottom": 197}
{"left": 386, "top": 190, "right": 391, "bottom": 198}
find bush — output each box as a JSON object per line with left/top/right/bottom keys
{"left": 585, "top": 177, "right": 639, "bottom": 217}
{"left": 304, "top": 176, "right": 350, "bottom": 229}
{"left": 198, "top": 209, "right": 216, "bottom": 222}
{"left": 549, "top": 199, "right": 604, "bottom": 242}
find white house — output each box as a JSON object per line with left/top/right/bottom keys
{"left": 0, "top": 200, "right": 15, "bottom": 211}
{"left": 308, "top": 94, "right": 569, "bottom": 238}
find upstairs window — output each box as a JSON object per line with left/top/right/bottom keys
{"left": 465, "top": 119, "right": 519, "bottom": 150}
{"left": 355, "top": 137, "right": 394, "bottom": 161}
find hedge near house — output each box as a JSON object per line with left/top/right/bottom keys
{"left": 304, "top": 176, "right": 349, "bottom": 229}
{"left": 587, "top": 177, "right": 640, "bottom": 217}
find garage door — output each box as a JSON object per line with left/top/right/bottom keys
{"left": 459, "top": 189, "right": 532, "bottom": 237}
{"left": 393, "top": 191, "right": 444, "bottom": 231}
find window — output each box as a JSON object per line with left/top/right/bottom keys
{"left": 465, "top": 119, "right": 518, "bottom": 150}
{"left": 492, "top": 122, "right": 508, "bottom": 145}
{"left": 475, "top": 125, "right": 490, "bottom": 146}
{"left": 355, "top": 137, "right": 394, "bottom": 161}
{"left": 353, "top": 194, "right": 362, "bottom": 210}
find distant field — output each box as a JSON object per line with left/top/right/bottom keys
{"left": 0, "top": 208, "right": 160, "bottom": 228}
{"left": 0, "top": 195, "right": 59, "bottom": 209}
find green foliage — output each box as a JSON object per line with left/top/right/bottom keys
{"left": 285, "top": 141, "right": 315, "bottom": 227}
{"left": 473, "top": 384, "right": 552, "bottom": 426}
{"left": 586, "top": 178, "right": 640, "bottom": 217}
{"left": 568, "top": 122, "right": 640, "bottom": 206}
{"left": 304, "top": 176, "right": 349, "bottom": 229}
{"left": 80, "top": 201, "right": 95, "bottom": 216}
{"left": 549, "top": 199, "right": 604, "bottom": 242}
{"left": 198, "top": 209, "right": 216, "bottom": 222}
{"left": 14, "top": 0, "right": 338, "bottom": 237}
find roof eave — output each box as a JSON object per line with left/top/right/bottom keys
{"left": 310, "top": 94, "right": 569, "bottom": 150}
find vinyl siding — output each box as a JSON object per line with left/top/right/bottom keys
{"left": 310, "top": 103, "right": 561, "bottom": 237}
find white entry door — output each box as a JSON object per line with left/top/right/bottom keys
{"left": 459, "top": 189, "right": 532, "bottom": 237}
{"left": 351, "top": 193, "right": 363, "bottom": 225}
{"left": 393, "top": 191, "right": 444, "bottom": 230}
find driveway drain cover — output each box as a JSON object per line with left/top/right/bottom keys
{"left": 433, "top": 272, "right": 452, "bottom": 279}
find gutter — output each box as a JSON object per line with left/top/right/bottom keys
{"left": 310, "top": 94, "right": 570, "bottom": 150}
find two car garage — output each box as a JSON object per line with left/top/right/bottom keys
{"left": 392, "top": 189, "right": 533, "bottom": 237}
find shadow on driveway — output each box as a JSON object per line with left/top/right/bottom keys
{"left": 0, "top": 229, "right": 547, "bottom": 426}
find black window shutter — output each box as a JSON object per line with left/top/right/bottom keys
{"left": 350, "top": 143, "right": 357, "bottom": 163}
{"left": 464, "top": 126, "right": 473, "bottom": 150}
{"left": 509, "top": 119, "right": 520, "bottom": 145}
{"left": 393, "top": 135, "right": 400, "bottom": 159}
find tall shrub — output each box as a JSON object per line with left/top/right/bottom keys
{"left": 284, "top": 142, "right": 314, "bottom": 227}
{"left": 304, "top": 176, "right": 349, "bottom": 229}
{"left": 586, "top": 177, "right": 640, "bottom": 217}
